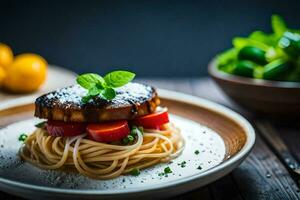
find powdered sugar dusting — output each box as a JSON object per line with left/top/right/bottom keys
{"left": 38, "top": 82, "right": 155, "bottom": 109}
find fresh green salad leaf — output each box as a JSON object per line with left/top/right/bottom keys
{"left": 216, "top": 14, "right": 300, "bottom": 82}
{"left": 272, "top": 14, "right": 287, "bottom": 38}
{"left": 77, "top": 70, "right": 135, "bottom": 102}
{"left": 249, "top": 31, "right": 277, "bottom": 46}
{"left": 233, "top": 37, "right": 270, "bottom": 51}
{"left": 279, "top": 31, "right": 300, "bottom": 60}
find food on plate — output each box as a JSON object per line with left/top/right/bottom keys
{"left": 216, "top": 15, "right": 300, "bottom": 82}
{"left": 0, "top": 42, "right": 48, "bottom": 93}
{"left": 19, "top": 70, "right": 184, "bottom": 179}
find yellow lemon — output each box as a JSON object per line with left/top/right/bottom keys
{"left": 3, "top": 53, "right": 47, "bottom": 93}
{"left": 0, "top": 43, "right": 13, "bottom": 69}
{"left": 0, "top": 66, "right": 6, "bottom": 86}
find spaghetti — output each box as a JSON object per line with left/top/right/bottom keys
{"left": 20, "top": 123, "right": 184, "bottom": 179}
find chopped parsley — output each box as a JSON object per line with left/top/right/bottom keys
{"left": 194, "top": 150, "right": 200, "bottom": 155}
{"left": 158, "top": 172, "right": 165, "bottom": 177}
{"left": 127, "top": 135, "right": 134, "bottom": 141}
{"left": 178, "top": 161, "right": 186, "bottom": 168}
{"left": 18, "top": 133, "right": 28, "bottom": 142}
{"left": 164, "top": 167, "right": 172, "bottom": 174}
{"left": 35, "top": 121, "right": 46, "bottom": 128}
{"left": 123, "top": 126, "right": 143, "bottom": 145}
{"left": 130, "top": 168, "right": 140, "bottom": 176}
{"left": 158, "top": 167, "right": 172, "bottom": 177}
{"left": 122, "top": 137, "right": 130, "bottom": 145}
{"left": 197, "top": 166, "right": 202, "bottom": 170}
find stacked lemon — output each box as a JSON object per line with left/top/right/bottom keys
{"left": 0, "top": 43, "right": 47, "bottom": 93}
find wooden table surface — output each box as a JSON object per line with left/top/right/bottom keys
{"left": 1, "top": 77, "right": 300, "bottom": 200}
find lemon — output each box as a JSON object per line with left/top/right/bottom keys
{"left": 0, "top": 43, "right": 13, "bottom": 69}
{"left": 3, "top": 53, "right": 47, "bottom": 93}
{"left": 0, "top": 66, "right": 6, "bottom": 86}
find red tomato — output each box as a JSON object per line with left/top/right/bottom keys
{"left": 46, "top": 120, "right": 87, "bottom": 137}
{"left": 87, "top": 120, "right": 130, "bottom": 143}
{"left": 132, "top": 110, "right": 169, "bottom": 129}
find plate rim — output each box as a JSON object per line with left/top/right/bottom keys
{"left": 0, "top": 89, "right": 256, "bottom": 195}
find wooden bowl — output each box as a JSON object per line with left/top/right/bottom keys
{"left": 208, "top": 59, "right": 300, "bottom": 117}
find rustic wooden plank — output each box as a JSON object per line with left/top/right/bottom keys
{"left": 273, "top": 122, "right": 300, "bottom": 163}
{"left": 171, "top": 187, "right": 212, "bottom": 200}
{"left": 232, "top": 134, "right": 300, "bottom": 199}
{"left": 209, "top": 175, "right": 244, "bottom": 200}
{"left": 255, "top": 120, "right": 300, "bottom": 186}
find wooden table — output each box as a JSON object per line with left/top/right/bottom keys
{"left": 1, "top": 77, "right": 300, "bottom": 200}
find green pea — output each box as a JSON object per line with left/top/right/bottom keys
{"left": 238, "top": 46, "right": 267, "bottom": 65}
{"left": 263, "top": 59, "right": 291, "bottom": 80}
{"left": 234, "top": 60, "right": 257, "bottom": 77}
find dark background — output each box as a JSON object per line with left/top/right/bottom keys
{"left": 1, "top": 0, "right": 300, "bottom": 77}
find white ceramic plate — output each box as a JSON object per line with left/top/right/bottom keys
{"left": 0, "top": 89, "right": 255, "bottom": 200}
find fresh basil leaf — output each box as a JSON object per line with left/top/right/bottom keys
{"left": 104, "top": 71, "right": 135, "bottom": 88}
{"left": 272, "top": 15, "right": 287, "bottom": 38}
{"left": 88, "top": 86, "right": 101, "bottom": 96}
{"left": 82, "top": 95, "right": 93, "bottom": 103}
{"left": 100, "top": 88, "right": 116, "bottom": 100}
{"left": 76, "top": 73, "right": 105, "bottom": 89}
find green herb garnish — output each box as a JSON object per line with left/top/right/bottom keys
{"left": 164, "top": 167, "right": 172, "bottom": 174}
{"left": 127, "top": 135, "right": 134, "bottom": 142}
{"left": 76, "top": 70, "right": 135, "bottom": 103}
{"left": 122, "top": 126, "right": 143, "bottom": 145}
{"left": 35, "top": 121, "right": 46, "bottom": 128}
{"left": 18, "top": 133, "right": 28, "bottom": 142}
{"left": 158, "top": 172, "right": 165, "bottom": 177}
{"left": 178, "top": 161, "right": 186, "bottom": 168}
{"left": 197, "top": 166, "right": 202, "bottom": 170}
{"left": 130, "top": 168, "right": 140, "bottom": 176}
{"left": 194, "top": 150, "right": 200, "bottom": 155}
{"left": 158, "top": 167, "right": 172, "bottom": 177}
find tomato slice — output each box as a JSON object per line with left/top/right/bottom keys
{"left": 87, "top": 120, "right": 130, "bottom": 143}
{"left": 46, "top": 120, "right": 87, "bottom": 137}
{"left": 131, "top": 110, "right": 169, "bottom": 129}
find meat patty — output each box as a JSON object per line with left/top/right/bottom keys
{"left": 35, "top": 82, "right": 160, "bottom": 122}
